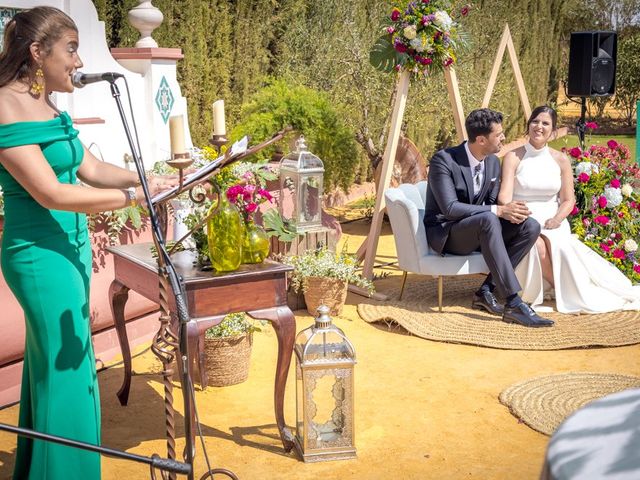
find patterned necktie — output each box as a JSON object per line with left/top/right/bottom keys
{"left": 473, "top": 163, "right": 482, "bottom": 189}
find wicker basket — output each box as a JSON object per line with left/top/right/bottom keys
{"left": 204, "top": 333, "right": 253, "bottom": 387}
{"left": 303, "top": 276, "right": 348, "bottom": 316}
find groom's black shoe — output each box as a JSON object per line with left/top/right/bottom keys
{"left": 502, "top": 303, "right": 554, "bottom": 328}
{"left": 472, "top": 291, "right": 504, "bottom": 316}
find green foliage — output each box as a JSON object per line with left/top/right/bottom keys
{"left": 204, "top": 312, "right": 262, "bottom": 339}
{"left": 282, "top": 246, "right": 374, "bottom": 294}
{"left": 87, "top": 206, "right": 145, "bottom": 245}
{"left": 231, "top": 79, "right": 360, "bottom": 191}
{"left": 262, "top": 208, "right": 299, "bottom": 242}
{"left": 370, "top": 35, "right": 404, "bottom": 73}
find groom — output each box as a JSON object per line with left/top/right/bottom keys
{"left": 423, "top": 108, "right": 553, "bottom": 327}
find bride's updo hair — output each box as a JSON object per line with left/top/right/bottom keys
{"left": 527, "top": 106, "right": 557, "bottom": 131}
{"left": 0, "top": 7, "right": 77, "bottom": 88}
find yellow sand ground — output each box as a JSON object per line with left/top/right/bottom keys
{"left": 1, "top": 219, "right": 639, "bottom": 479}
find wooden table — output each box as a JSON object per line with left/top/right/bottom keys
{"left": 107, "top": 243, "right": 296, "bottom": 451}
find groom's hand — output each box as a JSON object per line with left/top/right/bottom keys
{"left": 497, "top": 201, "right": 531, "bottom": 224}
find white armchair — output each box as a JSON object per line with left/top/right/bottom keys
{"left": 384, "top": 181, "right": 489, "bottom": 311}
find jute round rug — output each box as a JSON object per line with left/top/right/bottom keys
{"left": 499, "top": 372, "right": 640, "bottom": 435}
{"left": 357, "top": 275, "right": 640, "bottom": 350}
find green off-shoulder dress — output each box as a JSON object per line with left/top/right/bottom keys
{"left": 0, "top": 112, "right": 101, "bottom": 479}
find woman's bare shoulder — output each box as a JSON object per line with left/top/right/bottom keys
{"left": 504, "top": 145, "right": 526, "bottom": 164}
{"left": 549, "top": 147, "right": 571, "bottom": 166}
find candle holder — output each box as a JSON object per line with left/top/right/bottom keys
{"left": 166, "top": 151, "right": 193, "bottom": 190}
{"left": 209, "top": 134, "right": 228, "bottom": 155}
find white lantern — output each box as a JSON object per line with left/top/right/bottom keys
{"left": 294, "top": 305, "right": 356, "bottom": 462}
{"left": 279, "top": 135, "right": 324, "bottom": 233}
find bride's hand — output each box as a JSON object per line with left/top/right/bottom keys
{"left": 544, "top": 218, "right": 561, "bottom": 229}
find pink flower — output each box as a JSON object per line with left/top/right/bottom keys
{"left": 387, "top": 26, "right": 395, "bottom": 34}
{"left": 634, "top": 264, "right": 640, "bottom": 274}
{"left": 610, "top": 178, "right": 621, "bottom": 188}
{"left": 390, "top": 8, "right": 401, "bottom": 21}
{"left": 578, "top": 172, "right": 590, "bottom": 183}
{"left": 443, "top": 57, "right": 454, "bottom": 67}
{"left": 394, "top": 39, "right": 408, "bottom": 53}
{"left": 585, "top": 121, "right": 599, "bottom": 129}
{"left": 607, "top": 239, "right": 614, "bottom": 246}
{"left": 582, "top": 218, "right": 591, "bottom": 227}
{"left": 258, "top": 188, "right": 274, "bottom": 202}
{"left": 613, "top": 249, "right": 625, "bottom": 259}
{"left": 461, "top": 5, "right": 470, "bottom": 15}
{"left": 618, "top": 212, "right": 625, "bottom": 218}
{"left": 607, "top": 140, "right": 619, "bottom": 149}
{"left": 594, "top": 215, "right": 610, "bottom": 225}
{"left": 600, "top": 243, "right": 611, "bottom": 253}
{"left": 569, "top": 147, "right": 582, "bottom": 158}
{"left": 631, "top": 201, "right": 637, "bottom": 209}
{"left": 570, "top": 204, "right": 579, "bottom": 215}
{"left": 245, "top": 202, "right": 258, "bottom": 213}
{"left": 597, "top": 196, "right": 607, "bottom": 208}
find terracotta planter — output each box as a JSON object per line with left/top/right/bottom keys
{"left": 303, "top": 276, "right": 348, "bottom": 316}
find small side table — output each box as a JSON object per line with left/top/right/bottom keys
{"left": 107, "top": 243, "right": 296, "bottom": 451}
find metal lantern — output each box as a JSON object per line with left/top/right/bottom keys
{"left": 294, "top": 305, "right": 356, "bottom": 462}
{"left": 279, "top": 135, "right": 324, "bottom": 232}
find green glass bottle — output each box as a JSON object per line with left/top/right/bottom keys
{"left": 207, "top": 197, "right": 243, "bottom": 272}
{"left": 241, "top": 220, "right": 270, "bottom": 264}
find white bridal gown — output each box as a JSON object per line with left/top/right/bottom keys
{"left": 513, "top": 142, "right": 640, "bottom": 314}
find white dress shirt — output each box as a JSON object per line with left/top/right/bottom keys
{"left": 464, "top": 142, "right": 497, "bottom": 215}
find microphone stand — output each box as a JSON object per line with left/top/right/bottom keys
{"left": 576, "top": 96, "right": 587, "bottom": 151}
{"left": 107, "top": 80, "right": 196, "bottom": 480}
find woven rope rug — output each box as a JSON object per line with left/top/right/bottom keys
{"left": 499, "top": 372, "right": 640, "bottom": 435}
{"left": 357, "top": 275, "right": 640, "bottom": 350}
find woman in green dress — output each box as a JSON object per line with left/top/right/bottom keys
{"left": 0, "top": 7, "right": 177, "bottom": 479}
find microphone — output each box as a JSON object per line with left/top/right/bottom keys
{"left": 71, "top": 71, "right": 124, "bottom": 88}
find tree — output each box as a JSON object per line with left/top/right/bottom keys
{"left": 613, "top": 32, "right": 640, "bottom": 126}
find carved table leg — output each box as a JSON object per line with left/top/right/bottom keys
{"left": 248, "top": 306, "right": 296, "bottom": 452}
{"left": 109, "top": 279, "right": 132, "bottom": 406}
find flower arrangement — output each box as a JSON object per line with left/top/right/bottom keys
{"left": 567, "top": 140, "right": 640, "bottom": 283}
{"left": 225, "top": 162, "right": 276, "bottom": 225}
{"left": 204, "top": 312, "right": 262, "bottom": 339}
{"left": 370, "top": 0, "right": 470, "bottom": 75}
{"left": 283, "top": 246, "right": 374, "bottom": 294}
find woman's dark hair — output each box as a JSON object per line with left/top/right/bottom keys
{"left": 0, "top": 6, "right": 77, "bottom": 88}
{"left": 465, "top": 108, "right": 503, "bottom": 142}
{"left": 527, "top": 105, "right": 557, "bottom": 130}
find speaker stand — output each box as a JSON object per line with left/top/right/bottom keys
{"left": 576, "top": 97, "right": 587, "bottom": 151}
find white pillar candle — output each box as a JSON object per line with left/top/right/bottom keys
{"left": 212, "top": 99, "right": 226, "bottom": 136}
{"left": 169, "top": 115, "right": 186, "bottom": 155}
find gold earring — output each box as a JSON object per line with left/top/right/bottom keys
{"left": 29, "top": 68, "right": 44, "bottom": 96}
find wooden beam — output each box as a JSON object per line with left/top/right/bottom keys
{"left": 482, "top": 24, "right": 510, "bottom": 109}
{"left": 360, "top": 71, "right": 411, "bottom": 280}
{"left": 481, "top": 24, "right": 531, "bottom": 120}
{"left": 444, "top": 66, "right": 467, "bottom": 142}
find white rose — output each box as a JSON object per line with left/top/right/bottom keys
{"left": 604, "top": 186, "right": 623, "bottom": 208}
{"left": 574, "top": 161, "right": 599, "bottom": 176}
{"left": 621, "top": 184, "right": 633, "bottom": 197}
{"left": 410, "top": 37, "right": 425, "bottom": 52}
{"left": 403, "top": 25, "right": 417, "bottom": 40}
{"left": 434, "top": 11, "right": 453, "bottom": 30}
{"left": 624, "top": 239, "right": 638, "bottom": 253}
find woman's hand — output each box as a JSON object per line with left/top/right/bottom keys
{"left": 544, "top": 217, "right": 562, "bottom": 229}
{"left": 133, "top": 175, "right": 179, "bottom": 208}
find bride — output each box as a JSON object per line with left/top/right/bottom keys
{"left": 499, "top": 105, "right": 640, "bottom": 314}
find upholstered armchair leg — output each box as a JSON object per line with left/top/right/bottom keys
{"left": 437, "top": 276, "right": 443, "bottom": 312}
{"left": 399, "top": 271, "right": 408, "bottom": 300}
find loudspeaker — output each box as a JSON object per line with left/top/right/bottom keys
{"left": 567, "top": 31, "right": 617, "bottom": 97}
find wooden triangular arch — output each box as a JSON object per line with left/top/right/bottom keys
{"left": 482, "top": 24, "right": 531, "bottom": 119}
{"left": 352, "top": 24, "right": 533, "bottom": 291}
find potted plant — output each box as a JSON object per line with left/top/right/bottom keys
{"left": 283, "top": 246, "right": 374, "bottom": 316}
{"left": 203, "top": 312, "right": 261, "bottom": 387}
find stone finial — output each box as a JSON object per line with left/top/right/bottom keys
{"left": 128, "top": 0, "right": 164, "bottom": 48}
